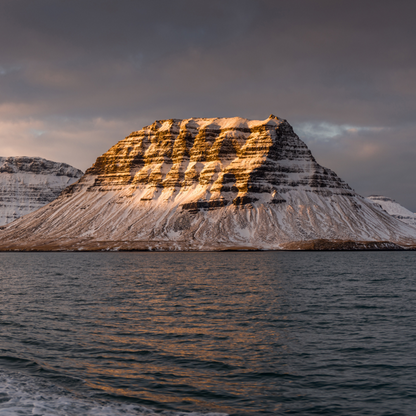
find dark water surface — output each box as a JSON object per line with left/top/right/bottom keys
{"left": 0, "top": 252, "right": 415, "bottom": 415}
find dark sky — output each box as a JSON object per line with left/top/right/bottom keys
{"left": 1, "top": 0, "right": 415, "bottom": 210}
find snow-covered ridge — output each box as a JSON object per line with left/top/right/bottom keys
{"left": 366, "top": 195, "right": 416, "bottom": 226}
{"left": 0, "top": 156, "right": 82, "bottom": 177}
{"left": 0, "top": 157, "right": 83, "bottom": 226}
{"left": 138, "top": 115, "right": 283, "bottom": 133}
{"left": 0, "top": 116, "right": 416, "bottom": 250}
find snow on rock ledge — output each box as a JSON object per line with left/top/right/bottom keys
{"left": 0, "top": 116, "right": 416, "bottom": 250}
{"left": 0, "top": 157, "right": 83, "bottom": 226}
{"left": 366, "top": 195, "right": 416, "bottom": 227}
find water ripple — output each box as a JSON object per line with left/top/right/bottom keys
{"left": 0, "top": 252, "right": 415, "bottom": 415}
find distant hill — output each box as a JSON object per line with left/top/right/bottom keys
{"left": 0, "top": 156, "right": 83, "bottom": 225}
{"left": 366, "top": 195, "right": 416, "bottom": 227}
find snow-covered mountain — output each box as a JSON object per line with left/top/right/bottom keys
{"left": 366, "top": 195, "right": 416, "bottom": 227}
{"left": 0, "top": 157, "right": 83, "bottom": 226}
{"left": 0, "top": 116, "right": 415, "bottom": 251}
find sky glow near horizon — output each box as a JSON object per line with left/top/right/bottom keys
{"left": 0, "top": 0, "right": 415, "bottom": 211}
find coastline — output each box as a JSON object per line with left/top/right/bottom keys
{"left": 0, "top": 239, "right": 415, "bottom": 252}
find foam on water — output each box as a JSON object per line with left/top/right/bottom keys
{"left": 0, "top": 370, "right": 227, "bottom": 416}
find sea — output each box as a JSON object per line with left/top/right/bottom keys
{"left": 0, "top": 251, "right": 415, "bottom": 416}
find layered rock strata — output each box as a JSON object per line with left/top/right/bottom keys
{"left": 0, "top": 157, "right": 83, "bottom": 226}
{"left": 0, "top": 116, "right": 415, "bottom": 250}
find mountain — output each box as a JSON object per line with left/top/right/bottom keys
{"left": 366, "top": 195, "right": 416, "bottom": 227}
{"left": 0, "top": 156, "right": 83, "bottom": 226}
{"left": 0, "top": 115, "right": 415, "bottom": 251}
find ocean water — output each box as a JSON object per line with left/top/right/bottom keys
{"left": 0, "top": 252, "right": 415, "bottom": 416}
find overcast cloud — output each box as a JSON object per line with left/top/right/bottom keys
{"left": 1, "top": 0, "right": 415, "bottom": 209}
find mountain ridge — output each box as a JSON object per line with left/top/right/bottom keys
{"left": 1, "top": 116, "right": 415, "bottom": 251}
{"left": 366, "top": 195, "right": 416, "bottom": 227}
{"left": 0, "top": 156, "right": 83, "bottom": 226}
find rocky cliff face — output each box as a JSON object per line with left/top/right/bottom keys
{"left": 0, "top": 157, "right": 83, "bottom": 226}
{"left": 0, "top": 116, "right": 415, "bottom": 250}
{"left": 366, "top": 195, "right": 416, "bottom": 227}
{"left": 84, "top": 115, "right": 352, "bottom": 197}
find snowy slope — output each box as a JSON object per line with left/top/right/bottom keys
{"left": 0, "top": 116, "right": 415, "bottom": 251}
{"left": 366, "top": 195, "right": 416, "bottom": 227}
{"left": 0, "top": 157, "right": 83, "bottom": 225}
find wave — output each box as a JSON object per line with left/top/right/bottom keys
{"left": 0, "top": 368, "right": 227, "bottom": 416}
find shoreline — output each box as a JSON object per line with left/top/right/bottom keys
{"left": 0, "top": 239, "right": 415, "bottom": 252}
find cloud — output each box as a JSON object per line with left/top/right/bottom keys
{"left": 0, "top": 116, "right": 146, "bottom": 171}
{"left": 295, "top": 122, "right": 386, "bottom": 141}
{"left": 300, "top": 124, "right": 416, "bottom": 212}
{"left": 0, "top": 0, "right": 415, "bottom": 123}
{"left": 0, "top": 65, "right": 21, "bottom": 76}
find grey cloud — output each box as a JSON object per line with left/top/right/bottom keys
{"left": 301, "top": 124, "right": 416, "bottom": 212}
{"left": 1, "top": 0, "right": 415, "bottom": 122}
